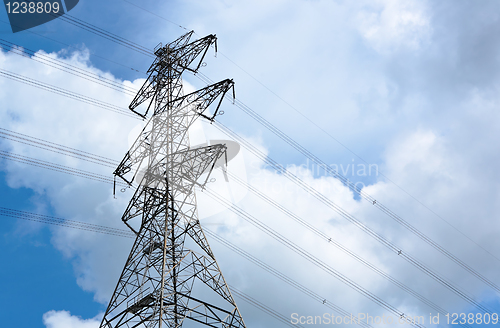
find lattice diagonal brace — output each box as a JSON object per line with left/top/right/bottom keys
{"left": 100, "top": 32, "right": 246, "bottom": 328}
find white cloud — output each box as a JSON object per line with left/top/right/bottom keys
{"left": 2, "top": 1, "right": 500, "bottom": 327}
{"left": 43, "top": 310, "right": 101, "bottom": 328}
{"left": 356, "top": 0, "right": 432, "bottom": 53}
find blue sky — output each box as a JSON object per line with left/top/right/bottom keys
{"left": 0, "top": 171, "right": 101, "bottom": 324}
{"left": 1, "top": 0, "right": 500, "bottom": 327}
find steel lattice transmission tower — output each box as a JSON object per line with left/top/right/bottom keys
{"left": 100, "top": 31, "right": 247, "bottom": 328}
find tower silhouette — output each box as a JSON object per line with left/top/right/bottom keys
{"left": 100, "top": 31, "right": 246, "bottom": 328}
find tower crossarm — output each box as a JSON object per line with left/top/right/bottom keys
{"left": 113, "top": 80, "right": 234, "bottom": 186}
{"left": 164, "top": 144, "right": 227, "bottom": 190}
{"left": 119, "top": 144, "right": 227, "bottom": 230}
{"left": 155, "top": 78, "right": 234, "bottom": 118}
{"left": 129, "top": 32, "right": 217, "bottom": 117}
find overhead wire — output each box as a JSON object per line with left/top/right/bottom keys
{"left": 0, "top": 16, "right": 496, "bottom": 316}
{"left": 0, "top": 207, "right": 134, "bottom": 238}
{"left": 0, "top": 62, "right": 494, "bottom": 314}
{"left": 229, "top": 56, "right": 500, "bottom": 268}
{"left": 0, "top": 205, "right": 369, "bottom": 328}
{"left": 0, "top": 126, "right": 470, "bottom": 325}
{"left": 0, "top": 208, "right": 374, "bottom": 328}
{"left": 119, "top": 0, "right": 190, "bottom": 31}
{"left": 211, "top": 121, "right": 495, "bottom": 313}
{"left": 201, "top": 187, "right": 492, "bottom": 316}
{"left": 107, "top": 0, "right": 500, "bottom": 291}
{"left": 228, "top": 284, "right": 306, "bottom": 328}
{"left": 0, "top": 127, "right": 118, "bottom": 168}
{"left": 0, "top": 125, "right": 481, "bottom": 327}
{"left": 0, "top": 142, "right": 428, "bottom": 326}
{"left": 222, "top": 170, "right": 467, "bottom": 321}
{"left": 0, "top": 19, "right": 147, "bottom": 74}
{"left": 203, "top": 228, "right": 373, "bottom": 328}
{"left": 0, "top": 39, "right": 138, "bottom": 96}
{"left": 201, "top": 186, "right": 430, "bottom": 326}
{"left": 0, "top": 34, "right": 500, "bottom": 304}
{"left": 117, "top": 0, "right": 500, "bottom": 266}
{"left": 49, "top": 13, "right": 154, "bottom": 58}
{"left": 197, "top": 72, "right": 500, "bottom": 293}
{"left": 0, "top": 150, "right": 128, "bottom": 187}
{"left": 1, "top": 38, "right": 488, "bottom": 300}
{"left": 0, "top": 211, "right": 303, "bottom": 328}
{"left": 0, "top": 69, "right": 138, "bottom": 119}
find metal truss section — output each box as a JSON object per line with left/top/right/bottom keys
{"left": 114, "top": 79, "right": 235, "bottom": 187}
{"left": 129, "top": 32, "right": 217, "bottom": 118}
{"left": 119, "top": 145, "right": 227, "bottom": 233}
{"left": 100, "top": 32, "right": 246, "bottom": 328}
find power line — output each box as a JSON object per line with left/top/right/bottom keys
{"left": 0, "top": 127, "right": 118, "bottom": 168}
{"left": 0, "top": 125, "right": 479, "bottom": 325}
{"left": 0, "top": 209, "right": 301, "bottom": 328}
{"left": 0, "top": 68, "right": 138, "bottom": 119}
{"left": 119, "top": 0, "right": 190, "bottom": 31}
{"left": 211, "top": 122, "right": 496, "bottom": 313}
{"left": 0, "top": 20, "right": 496, "bottom": 312}
{"left": 202, "top": 187, "right": 492, "bottom": 316}
{"left": 228, "top": 284, "right": 305, "bottom": 328}
{"left": 112, "top": 0, "right": 499, "bottom": 268}
{"left": 49, "top": 13, "right": 154, "bottom": 58}
{"left": 201, "top": 72, "right": 500, "bottom": 292}
{"left": 222, "top": 171, "right": 468, "bottom": 322}
{"left": 0, "top": 63, "right": 493, "bottom": 315}
{"left": 1, "top": 206, "right": 383, "bottom": 328}
{"left": 0, "top": 62, "right": 494, "bottom": 313}
{"left": 3, "top": 38, "right": 497, "bottom": 306}
{"left": 0, "top": 150, "right": 128, "bottom": 187}
{"left": 0, "top": 39, "right": 138, "bottom": 96}
{"left": 203, "top": 227, "right": 374, "bottom": 328}
{"left": 1, "top": 130, "right": 492, "bottom": 322}
{"left": 0, "top": 19, "right": 147, "bottom": 74}
{"left": 0, "top": 207, "right": 133, "bottom": 238}
{"left": 0, "top": 144, "right": 428, "bottom": 325}
{"left": 4, "top": 21, "right": 484, "bottom": 284}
